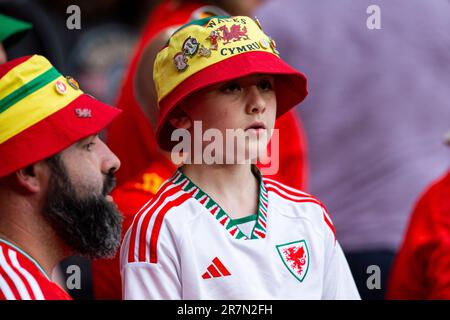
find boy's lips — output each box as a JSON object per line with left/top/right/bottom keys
{"left": 245, "top": 121, "right": 266, "bottom": 131}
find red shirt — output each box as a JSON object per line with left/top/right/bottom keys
{"left": 387, "top": 170, "right": 450, "bottom": 299}
{"left": 0, "top": 239, "right": 72, "bottom": 300}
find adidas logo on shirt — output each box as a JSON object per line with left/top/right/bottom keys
{"left": 201, "top": 257, "right": 231, "bottom": 279}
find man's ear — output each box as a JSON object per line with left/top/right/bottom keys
{"left": 15, "top": 161, "right": 49, "bottom": 193}
{"left": 167, "top": 106, "right": 192, "bottom": 130}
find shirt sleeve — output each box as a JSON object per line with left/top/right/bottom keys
{"left": 120, "top": 212, "right": 183, "bottom": 300}
{"left": 122, "top": 261, "right": 181, "bottom": 300}
{"left": 322, "top": 240, "right": 361, "bottom": 300}
{"left": 321, "top": 207, "right": 360, "bottom": 300}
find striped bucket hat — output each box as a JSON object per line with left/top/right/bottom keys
{"left": 153, "top": 15, "right": 308, "bottom": 151}
{"left": 0, "top": 55, "right": 121, "bottom": 178}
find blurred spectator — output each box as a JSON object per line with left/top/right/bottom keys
{"left": 34, "top": 0, "right": 142, "bottom": 104}
{"left": 257, "top": 0, "right": 450, "bottom": 299}
{"left": 67, "top": 23, "right": 137, "bottom": 104}
{"left": 387, "top": 166, "right": 450, "bottom": 299}
{"left": 1, "top": 0, "right": 65, "bottom": 70}
{"left": 0, "top": 13, "right": 32, "bottom": 63}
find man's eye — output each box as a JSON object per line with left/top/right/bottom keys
{"left": 258, "top": 79, "right": 273, "bottom": 91}
{"left": 221, "top": 83, "right": 241, "bottom": 93}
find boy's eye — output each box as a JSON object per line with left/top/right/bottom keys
{"left": 221, "top": 82, "right": 241, "bottom": 93}
{"left": 258, "top": 79, "right": 273, "bottom": 91}
{"left": 84, "top": 142, "right": 95, "bottom": 151}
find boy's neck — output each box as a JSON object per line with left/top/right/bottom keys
{"left": 180, "top": 164, "right": 260, "bottom": 220}
{"left": 181, "top": 163, "right": 255, "bottom": 189}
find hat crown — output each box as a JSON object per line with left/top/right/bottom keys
{"left": 153, "top": 16, "right": 279, "bottom": 106}
{"left": 0, "top": 55, "right": 85, "bottom": 144}
{"left": 152, "top": 16, "right": 307, "bottom": 151}
{"left": 0, "top": 54, "right": 120, "bottom": 178}
{"left": 0, "top": 55, "right": 64, "bottom": 100}
{"left": 0, "top": 55, "right": 32, "bottom": 79}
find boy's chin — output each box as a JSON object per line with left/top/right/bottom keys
{"left": 172, "top": 140, "right": 270, "bottom": 165}
{"left": 235, "top": 144, "right": 269, "bottom": 165}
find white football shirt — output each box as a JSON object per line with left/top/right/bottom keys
{"left": 121, "top": 167, "right": 360, "bottom": 300}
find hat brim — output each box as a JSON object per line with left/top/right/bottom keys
{"left": 0, "top": 94, "right": 120, "bottom": 178}
{"left": 156, "top": 51, "right": 308, "bottom": 151}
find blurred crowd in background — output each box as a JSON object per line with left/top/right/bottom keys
{"left": 1, "top": 0, "right": 450, "bottom": 300}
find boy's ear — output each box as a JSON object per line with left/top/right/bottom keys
{"left": 167, "top": 106, "right": 192, "bottom": 130}
{"left": 15, "top": 161, "right": 48, "bottom": 193}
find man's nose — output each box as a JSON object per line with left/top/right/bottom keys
{"left": 99, "top": 139, "right": 121, "bottom": 174}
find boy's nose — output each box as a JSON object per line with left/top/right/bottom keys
{"left": 245, "top": 86, "right": 266, "bottom": 115}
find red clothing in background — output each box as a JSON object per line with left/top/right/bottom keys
{"left": 387, "top": 170, "right": 450, "bottom": 299}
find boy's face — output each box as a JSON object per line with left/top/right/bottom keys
{"left": 174, "top": 74, "right": 277, "bottom": 163}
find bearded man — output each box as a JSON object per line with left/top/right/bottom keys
{"left": 0, "top": 55, "right": 122, "bottom": 300}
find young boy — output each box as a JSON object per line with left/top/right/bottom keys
{"left": 120, "top": 15, "right": 360, "bottom": 299}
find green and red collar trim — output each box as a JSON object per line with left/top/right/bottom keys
{"left": 172, "top": 165, "right": 269, "bottom": 240}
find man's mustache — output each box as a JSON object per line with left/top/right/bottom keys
{"left": 102, "top": 170, "right": 116, "bottom": 196}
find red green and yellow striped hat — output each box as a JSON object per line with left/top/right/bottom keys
{"left": 153, "top": 15, "right": 308, "bottom": 150}
{"left": 0, "top": 55, "right": 121, "bottom": 178}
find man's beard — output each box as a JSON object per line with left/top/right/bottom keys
{"left": 43, "top": 155, "right": 122, "bottom": 259}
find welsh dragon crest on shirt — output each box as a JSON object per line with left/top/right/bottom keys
{"left": 276, "top": 240, "right": 310, "bottom": 282}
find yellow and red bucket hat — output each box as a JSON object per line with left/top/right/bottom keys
{"left": 0, "top": 55, "right": 121, "bottom": 178}
{"left": 153, "top": 15, "right": 308, "bottom": 150}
